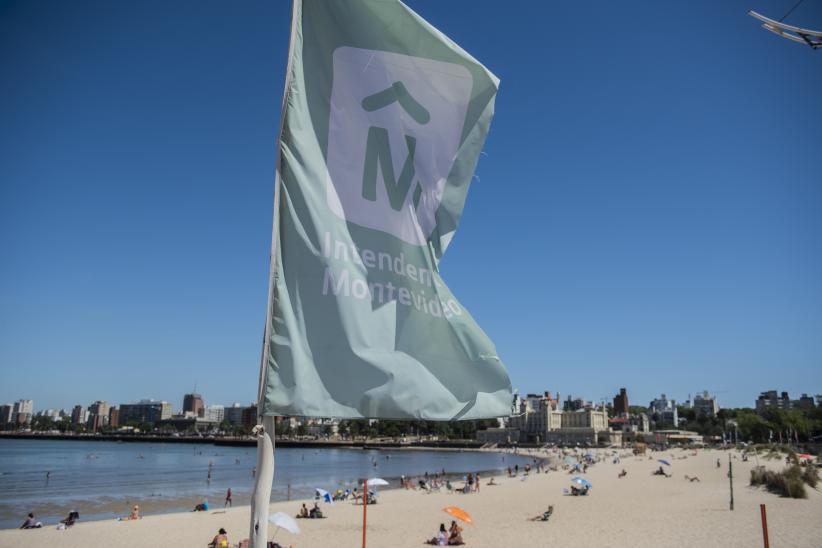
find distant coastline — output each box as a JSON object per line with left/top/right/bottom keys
{"left": 0, "top": 431, "right": 501, "bottom": 450}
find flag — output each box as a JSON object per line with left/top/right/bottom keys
{"left": 259, "top": 0, "right": 512, "bottom": 420}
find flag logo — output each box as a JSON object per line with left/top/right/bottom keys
{"left": 325, "top": 47, "right": 473, "bottom": 246}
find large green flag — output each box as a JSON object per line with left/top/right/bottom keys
{"left": 261, "top": 0, "right": 511, "bottom": 420}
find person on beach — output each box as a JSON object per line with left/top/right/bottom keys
{"left": 297, "top": 503, "right": 309, "bottom": 518}
{"left": 224, "top": 488, "right": 232, "bottom": 507}
{"left": 487, "top": 477, "right": 497, "bottom": 486}
{"left": 309, "top": 502, "right": 323, "bottom": 518}
{"left": 425, "top": 523, "right": 448, "bottom": 546}
{"left": 60, "top": 510, "right": 80, "bottom": 528}
{"left": 475, "top": 473, "right": 480, "bottom": 492}
{"left": 20, "top": 512, "right": 42, "bottom": 529}
{"left": 448, "top": 521, "right": 464, "bottom": 545}
{"left": 209, "top": 527, "right": 229, "bottom": 548}
{"left": 194, "top": 498, "right": 209, "bottom": 512}
{"left": 528, "top": 505, "right": 554, "bottom": 522}
{"left": 129, "top": 505, "right": 141, "bottom": 520}
{"left": 618, "top": 469, "right": 627, "bottom": 478}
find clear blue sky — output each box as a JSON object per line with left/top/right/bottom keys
{"left": 1, "top": 0, "right": 820, "bottom": 412}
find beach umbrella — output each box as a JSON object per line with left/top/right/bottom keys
{"left": 366, "top": 478, "right": 389, "bottom": 487}
{"left": 442, "top": 506, "right": 473, "bottom": 525}
{"left": 314, "top": 488, "right": 333, "bottom": 504}
{"left": 571, "top": 477, "right": 592, "bottom": 488}
{"left": 268, "top": 512, "right": 300, "bottom": 535}
{"left": 658, "top": 459, "right": 671, "bottom": 466}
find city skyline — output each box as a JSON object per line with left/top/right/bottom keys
{"left": 2, "top": 1, "right": 821, "bottom": 412}
{"left": 6, "top": 386, "right": 820, "bottom": 416}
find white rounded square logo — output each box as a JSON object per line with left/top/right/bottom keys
{"left": 325, "top": 47, "right": 473, "bottom": 246}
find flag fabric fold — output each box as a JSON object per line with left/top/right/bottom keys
{"left": 261, "top": 0, "right": 512, "bottom": 420}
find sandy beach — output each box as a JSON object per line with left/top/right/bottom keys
{"left": 1, "top": 447, "right": 820, "bottom": 548}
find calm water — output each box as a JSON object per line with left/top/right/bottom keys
{"left": 0, "top": 439, "right": 531, "bottom": 529}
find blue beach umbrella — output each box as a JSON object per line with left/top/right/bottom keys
{"left": 314, "top": 488, "right": 333, "bottom": 504}
{"left": 571, "top": 477, "right": 592, "bottom": 488}
{"left": 658, "top": 459, "right": 671, "bottom": 466}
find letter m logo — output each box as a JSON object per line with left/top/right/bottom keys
{"left": 361, "top": 127, "right": 422, "bottom": 212}
{"left": 360, "top": 82, "right": 429, "bottom": 212}
{"left": 325, "top": 47, "right": 473, "bottom": 245}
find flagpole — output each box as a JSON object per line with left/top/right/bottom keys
{"left": 250, "top": 416, "right": 276, "bottom": 547}
{"left": 249, "top": 1, "right": 299, "bottom": 546}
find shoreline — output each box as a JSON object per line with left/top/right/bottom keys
{"left": 0, "top": 440, "right": 537, "bottom": 531}
{"left": 2, "top": 448, "right": 820, "bottom": 547}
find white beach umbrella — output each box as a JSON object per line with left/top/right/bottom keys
{"left": 268, "top": 512, "right": 300, "bottom": 535}
{"left": 366, "top": 478, "right": 389, "bottom": 486}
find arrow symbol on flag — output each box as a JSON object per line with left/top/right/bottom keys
{"left": 361, "top": 81, "right": 430, "bottom": 125}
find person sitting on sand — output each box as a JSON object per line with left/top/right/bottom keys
{"left": 60, "top": 510, "right": 80, "bottom": 527}
{"left": 309, "top": 502, "right": 323, "bottom": 519}
{"left": 209, "top": 527, "right": 229, "bottom": 548}
{"left": 130, "top": 505, "right": 141, "bottom": 520}
{"left": 618, "top": 469, "right": 627, "bottom": 479}
{"left": 528, "top": 505, "right": 554, "bottom": 522}
{"left": 684, "top": 475, "right": 700, "bottom": 482}
{"left": 20, "top": 513, "right": 42, "bottom": 529}
{"left": 425, "top": 523, "right": 448, "bottom": 546}
{"left": 570, "top": 485, "right": 588, "bottom": 496}
{"left": 487, "top": 477, "right": 497, "bottom": 486}
{"left": 448, "top": 521, "right": 464, "bottom": 545}
{"left": 194, "top": 498, "right": 209, "bottom": 512}
{"left": 297, "top": 503, "right": 309, "bottom": 518}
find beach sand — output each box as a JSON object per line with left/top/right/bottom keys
{"left": 1, "top": 448, "right": 820, "bottom": 547}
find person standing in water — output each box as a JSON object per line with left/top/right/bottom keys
{"left": 224, "top": 488, "right": 232, "bottom": 507}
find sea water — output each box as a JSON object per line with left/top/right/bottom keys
{"left": 0, "top": 439, "right": 532, "bottom": 528}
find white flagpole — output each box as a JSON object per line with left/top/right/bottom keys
{"left": 250, "top": 416, "right": 277, "bottom": 547}
{"left": 249, "top": 1, "right": 299, "bottom": 546}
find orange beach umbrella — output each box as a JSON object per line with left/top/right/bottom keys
{"left": 442, "top": 506, "right": 473, "bottom": 525}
